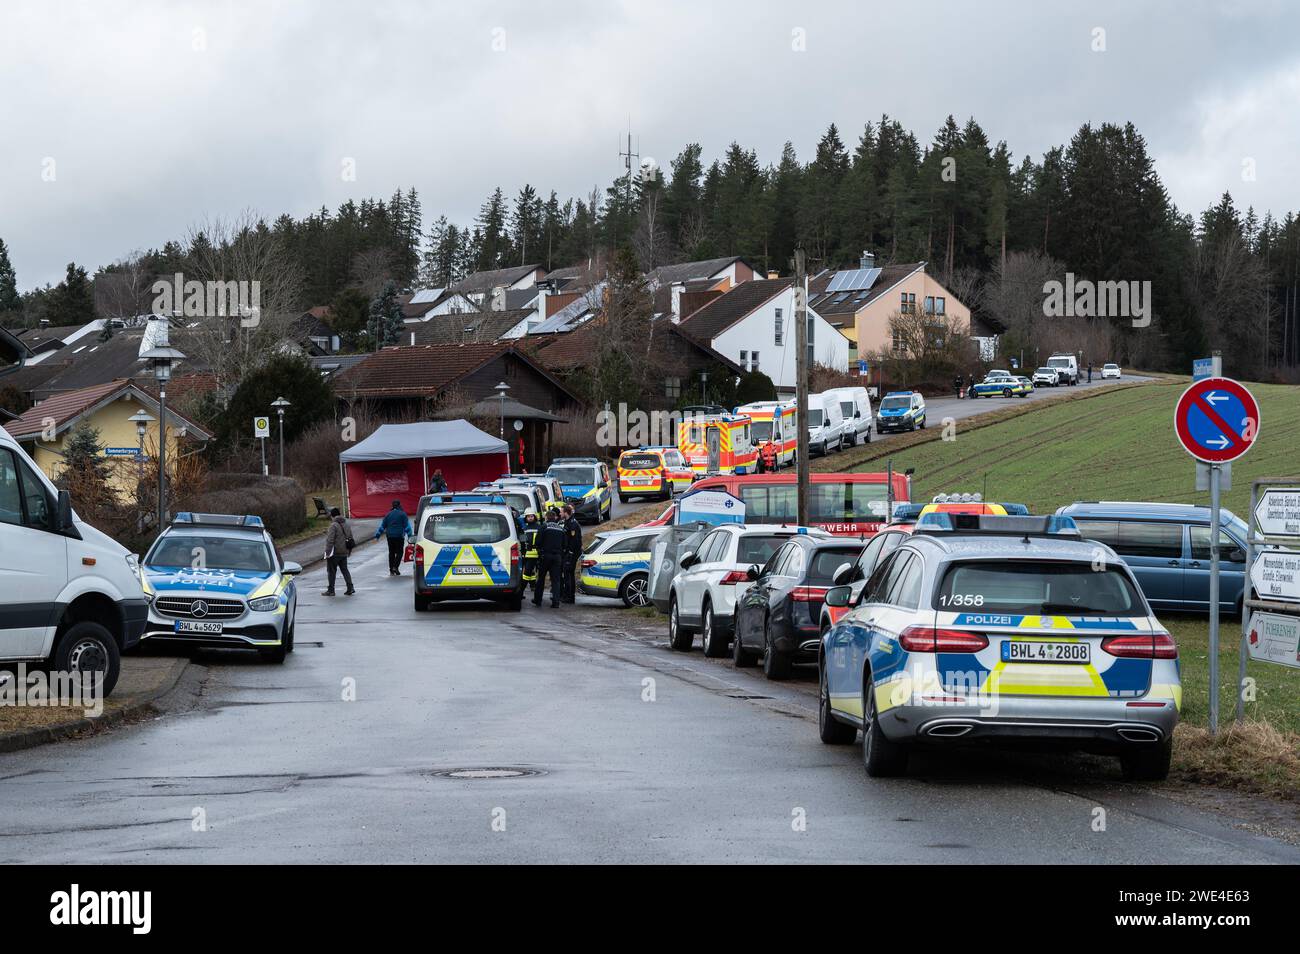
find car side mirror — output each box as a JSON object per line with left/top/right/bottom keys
{"left": 832, "top": 562, "right": 853, "bottom": 586}
{"left": 56, "top": 489, "right": 75, "bottom": 532}
{"left": 824, "top": 584, "right": 852, "bottom": 608}
{"left": 679, "top": 551, "right": 697, "bottom": 569}
{"left": 282, "top": 561, "right": 303, "bottom": 575}
{"left": 1227, "top": 547, "right": 1246, "bottom": 564}
{"left": 746, "top": 564, "right": 760, "bottom": 581}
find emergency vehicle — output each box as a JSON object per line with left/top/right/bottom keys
{"left": 736, "top": 401, "right": 797, "bottom": 470}
{"left": 476, "top": 479, "right": 546, "bottom": 517}
{"left": 579, "top": 527, "right": 657, "bottom": 606}
{"left": 677, "top": 413, "right": 758, "bottom": 475}
{"left": 140, "top": 512, "right": 301, "bottom": 663}
{"left": 412, "top": 493, "right": 525, "bottom": 611}
{"left": 616, "top": 447, "right": 690, "bottom": 502}
{"left": 545, "top": 458, "right": 613, "bottom": 523}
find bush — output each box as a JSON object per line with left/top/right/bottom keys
{"left": 192, "top": 474, "right": 306, "bottom": 539}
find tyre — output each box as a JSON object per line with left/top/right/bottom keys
{"left": 618, "top": 492, "right": 627, "bottom": 504}
{"left": 284, "top": 613, "right": 296, "bottom": 654}
{"left": 862, "top": 677, "right": 908, "bottom": 777}
{"left": 667, "top": 597, "right": 694, "bottom": 651}
{"left": 508, "top": 593, "right": 523, "bottom": 612}
{"left": 732, "top": 621, "right": 757, "bottom": 667}
{"left": 701, "top": 601, "right": 728, "bottom": 658}
{"left": 1120, "top": 738, "right": 1172, "bottom": 781}
{"left": 919, "top": 417, "right": 926, "bottom": 429}
{"left": 260, "top": 640, "right": 287, "bottom": 664}
{"left": 51, "top": 621, "right": 121, "bottom": 696}
{"left": 819, "top": 661, "right": 857, "bottom": 744}
{"left": 762, "top": 617, "right": 793, "bottom": 681}
{"left": 414, "top": 593, "right": 431, "bottom": 612}
{"left": 619, "top": 573, "right": 650, "bottom": 608}
{"left": 864, "top": 427, "right": 871, "bottom": 443}
{"left": 1002, "top": 387, "right": 1012, "bottom": 398}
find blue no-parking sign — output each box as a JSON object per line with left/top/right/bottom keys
{"left": 1174, "top": 376, "right": 1260, "bottom": 464}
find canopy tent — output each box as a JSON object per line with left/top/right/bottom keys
{"left": 340, "top": 420, "right": 509, "bottom": 518}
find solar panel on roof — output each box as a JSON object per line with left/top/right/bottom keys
{"left": 824, "top": 267, "right": 881, "bottom": 293}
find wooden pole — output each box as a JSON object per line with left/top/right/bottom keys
{"left": 794, "top": 248, "right": 810, "bottom": 527}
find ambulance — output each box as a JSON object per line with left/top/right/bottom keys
{"left": 412, "top": 493, "right": 525, "bottom": 612}
{"left": 677, "top": 413, "right": 758, "bottom": 476}
{"left": 616, "top": 447, "right": 693, "bottom": 503}
{"left": 735, "top": 401, "right": 797, "bottom": 471}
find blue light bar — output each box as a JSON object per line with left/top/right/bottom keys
{"left": 916, "top": 513, "right": 1079, "bottom": 536}
{"left": 172, "top": 512, "right": 263, "bottom": 528}
{"left": 426, "top": 493, "right": 508, "bottom": 506}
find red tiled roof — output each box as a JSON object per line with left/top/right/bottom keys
{"left": 333, "top": 342, "right": 514, "bottom": 398}
{"left": 5, "top": 378, "right": 210, "bottom": 442}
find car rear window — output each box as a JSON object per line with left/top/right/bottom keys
{"left": 424, "top": 512, "right": 510, "bottom": 544}
{"left": 935, "top": 561, "right": 1143, "bottom": 615}
{"left": 807, "top": 546, "right": 866, "bottom": 584}
{"left": 736, "top": 533, "right": 791, "bottom": 565}
{"left": 620, "top": 453, "right": 660, "bottom": 470}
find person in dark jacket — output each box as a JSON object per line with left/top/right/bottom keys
{"left": 521, "top": 512, "right": 540, "bottom": 585}
{"left": 373, "top": 499, "right": 412, "bottom": 576}
{"left": 322, "top": 508, "right": 355, "bottom": 596}
{"left": 427, "top": 469, "right": 448, "bottom": 494}
{"left": 560, "top": 504, "right": 583, "bottom": 603}
{"left": 532, "top": 508, "right": 566, "bottom": 608}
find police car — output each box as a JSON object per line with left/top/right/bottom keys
{"left": 579, "top": 527, "right": 656, "bottom": 606}
{"left": 545, "top": 457, "right": 613, "bottom": 523}
{"left": 875, "top": 391, "right": 926, "bottom": 433}
{"left": 818, "top": 513, "right": 1180, "bottom": 781}
{"left": 477, "top": 479, "right": 546, "bottom": 517}
{"left": 412, "top": 493, "right": 525, "bottom": 611}
{"left": 970, "top": 373, "right": 1031, "bottom": 398}
{"left": 140, "top": 513, "right": 300, "bottom": 663}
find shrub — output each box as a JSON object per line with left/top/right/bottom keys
{"left": 192, "top": 473, "right": 306, "bottom": 538}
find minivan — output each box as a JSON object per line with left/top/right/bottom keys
{"left": 1055, "top": 501, "right": 1248, "bottom": 614}
{"left": 806, "top": 392, "right": 846, "bottom": 456}
{"left": 823, "top": 386, "right": 872, "bottom": 446}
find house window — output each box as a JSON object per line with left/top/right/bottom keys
{"left": 751, "top": 352, "right": 760, "bottom": 372}
{"left": 665, "top": 376, "right": 681, "bottom": 398}
{"left": 739, "top": 350, "right": 748, "bottom": 367}
{"left": 774, "top": 308, "right": 783, "bottom": 346}
{"left": 924, "top": 296, "right": 934, "bottom": 314}
{"left": 892, "top": 331, "right": 905, "bottom": 353}
{"left": 900, "top": 292, "right": 916, "bottom": 313}
{"left": 935, "top": 296, "right": 946, "bottom": 315}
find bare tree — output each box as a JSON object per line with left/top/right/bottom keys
{"left": 351, "top": 247, "right": 397, "bottom": 300}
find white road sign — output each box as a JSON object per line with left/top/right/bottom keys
{"left": 1246, "top": 611, "right": 1300, "bottom": 669}
{"left": 1254, "top": 488, "right": 1300, "bottom": 538}
{"left": 253, "top": 416, "right": 271, "bottom": 438}
{"left": 677, "top": 489, "right": 746, "bottom": 526}
{"left": 1249, "top": 548, "right": 1300, "bottom": 603}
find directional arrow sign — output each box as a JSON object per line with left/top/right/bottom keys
{"left": 1250, "top": 548, "right": 1300, "bottom": 603}
{"left": 1254, "top": 488, "right": 1300, "bottom": 538}
{"left": 1173, "top": 376, "right": 1260, "bottom": 464}
{"left": 1246, "top": 611, "right": 1300, "bottom": 669}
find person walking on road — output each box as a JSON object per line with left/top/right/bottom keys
{"left": 374, "top": 499, "right": 412, "bottom": 576}
{"left": 322, "top": 507, "right": 356, "bottom": 596}
{"left": 521, "top": 512, "right": 540, "bottom": 586}
{"left": 1087, "top": 363, "right": 1093, "bottom": 384}
{"left": 532, "top": 507, "right": 566, "bottom": 608}
{"left": 427, "top": 469, "right": 448, "bottom": 495}
{"left": 561, "top": 504, "right": 582, "bottom": 604}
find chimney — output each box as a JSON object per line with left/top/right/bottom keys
{"left": 490, "top": 286, "right": 506, "bottom": 311}
{"left": 860, "top": 250, "right": 875, "bottom": 270}
{"left": 670, "top": 282, "right": 684, "bottom": 323}
{"left": 538, "top": 283, "right": 551, "bottom": 320}
{"left": 766, "top": 270, "right": 779, "bottom": 280}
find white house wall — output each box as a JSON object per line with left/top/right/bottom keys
{"left": 706, "top": 288, "right": 849, "bottom": 391}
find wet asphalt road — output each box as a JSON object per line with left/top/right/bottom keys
{"left": 0, "top": 530, "right": 1295, "bottom": 864}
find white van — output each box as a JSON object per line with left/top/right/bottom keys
{"left": 0, "top": 331, "right": 146, "bottom": 697}
{"left": 1046, "top": 352, "right": 1079, "bottom": 385}
{"left": 824, "top": 386, "right": 872, "bottom": 446}
{"left": 805, "top": 392, "right": 846, "bottom": 457}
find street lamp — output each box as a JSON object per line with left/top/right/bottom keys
{"left": 128, "top": 410, "right": 155, "bottom": 486}
{"left": 140, "top": 315, "right": 185, "bottom": 530}
{"left": 494, "top": 381, "right": 510, "bottom": 474}
{"left": 271, "top": 396, "right": 291, "bottom": 476}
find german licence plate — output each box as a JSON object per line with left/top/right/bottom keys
{"left": 175, "top": 620, "right": 223, "bottom": 635}
{"left": 1002, "top": 640, "right": 1090, "bottom": 664}
{"left": 451, "top": 566, "right": 483, "bottom": 575}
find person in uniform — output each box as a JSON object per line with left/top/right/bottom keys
{"left": 533, "top": 508, "right": 566, "bottom": 608}
{"left": 561, "top": 504, "right": 583, "bottom": 604}
{"left": 521, "top": 512, "right": 540, "bottom": 586}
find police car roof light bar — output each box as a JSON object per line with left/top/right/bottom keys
{"left": 172, "top": 512, "right": 264, "bottom": 528}
{"left": 915, "top": 512, "right": 1079, "bottom": 537}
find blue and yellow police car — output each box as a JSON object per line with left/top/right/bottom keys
{"left": 875, "top": 391, "right": 927, "bottom": 433}
{"left": 545, "top": 457, "right": 613, "bottom": 523}
{"left": 579, "top": 527, "right": 657, "bottom": 606}
{"left": 412, "top": 493, "right": 525, "bottom": 612}
{"left": 140, "top": 512, "right": 301, "bottom": 663}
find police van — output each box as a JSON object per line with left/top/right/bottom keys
{"left": 545, "top": 457, "right": 613, "bottom": 523}
{"left": 140, "top": 512, "right": 301, "bottom": 663}
{"left": 412, "top": 493, "right": 525, "bottom": 611}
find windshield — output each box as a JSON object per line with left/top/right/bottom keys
{"left": 620, "top": 454, "right": 660, "bottom": 470}
{"left": 424, "top": 512, "right": 510, "bottom": 544}
{"left": 749, "top": 420, "right": 773, "bottom": 441}
{"left": 1035, "top": 368, "right": 1053, "bottom": 375}
{"left": 881, "top": 396, "right": 909, "bottom": 411}
{"left": 839, "top": 401, "right": 855, "bottom": 416}
{"left": 807, "top": 409, "right": 824, "bottom": 426}
{"left": 936, "top": 561, "right": 1143, "bottom": 615}
{"left": 498, "top": 492, "right": 532, "bottom": 512}
{"left": 147, "top": 533, "right": 274, "bottom": 573}
{"left": 549, "top": 466, "right": 596, "bottom": 485}
{"left": 1048, "top": 357, "right": 1071, "bottom": 368}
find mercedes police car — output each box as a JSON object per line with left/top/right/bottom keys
{"left": 817, "top": 512, "right": 1180, "bottom": 781}
{"left": 412, "top": 492, "right": 525, "bottom": 611}
{"left": 140, "top": 512, "right": 301, "bottom": 663}
{"left": 875, "top": 391, "right": 927, "bottom": 433}
{"left": 545, "top": 457, "right": 613, "bottom": 523}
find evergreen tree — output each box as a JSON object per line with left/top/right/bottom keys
{"left": 367, "top": 280, "right": 404, "bottom": 349}
{"left": 0, "top": 238, "right": 20, "bottom": 320}
{"left": 47, "top": 262, "right": 95, "bottom": 326}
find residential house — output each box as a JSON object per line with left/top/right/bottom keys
{"left": 679, "top": 279, "right": 849, "bottom": 392}
{"left": 404, "top": 309, "right": 534, "bottom": 347}
{"left": 645, "top": 255, "right": 759, "bottom": 321}
{"left": 449, "top": 264, "right": 546, "bottom": 308}
{"left": 295, "top": 306, "right": 340, "bottom": 354}
{"left": 401, "top": 288, "right": 479, "bottom": 322}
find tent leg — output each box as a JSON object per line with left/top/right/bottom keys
{"left": 340, "top": 459, "right": 348, "bottom": 518}
{"left": 422, "top": 457, "right": 428, "bottom": 498}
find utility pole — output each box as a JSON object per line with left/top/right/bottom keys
{"left": 794, "top": 248, "right": 810, "bottom": 527}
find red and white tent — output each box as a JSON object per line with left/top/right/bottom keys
{"left": 340, "top": 421, "right": 509, "bottom": 518}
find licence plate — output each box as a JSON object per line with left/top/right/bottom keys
{"left": 452, "top": 566, "right": 484, "bottom": 575}
{"left": 175, "top": 620, "right": 223, "bottom": 634}
{"left": 1002, "top": 640, "right": 1090, "bottom": 664}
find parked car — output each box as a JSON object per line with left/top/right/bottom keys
{"left": 1046, "top": 352, "right": 1080, "bottom": 385}
{"left": 821, "top": 525, "right": 914, "bottom": 634}
{"left": 497, "top": 473, "right": 563, "bottom": 508}
{"left": 806, "top": 392, "right": 847, "bottom": 456}
{"left": 733, "top": 534, "right": 864, "bottom": 679}
{"left": 1055, "top": 501, "right": 1249, "bottom": 615}
{"left": 1102, "top": 363, "right": 1122, "bottom": 379}
{"left": 667, "top": 524, "right": 829, "bottom": 656}
{"left": 1032, "top": 366, "right": 1061, "bottom": 387}
{"left": 580, "top": 527, "right": 655, "bottom": 606}
{"left": 875, "top": 391, "right": 927, "bottom": 433}
{"left": 412, "top": 492, "right": 525, "bottom": 611}
{"left": 824, "top": 386, "right": 873, "bottom": 446}
{"left": 819, "top": 513, "right": 1179, "bottom": 780}
{"left": 546, "top": 457, "right": 613, "bottom": 523}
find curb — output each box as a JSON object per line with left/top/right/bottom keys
{"left": 0, "top": 656, "right": 191, "bottom": 755}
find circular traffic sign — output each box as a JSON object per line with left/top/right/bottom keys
{"left": 1173, "top": 376, "right": 1260, "bottom": 463}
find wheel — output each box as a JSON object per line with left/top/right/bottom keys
{"left": 667, "top": 597, "right": 694, "bottom": 651}
{"left": 864, "top": 427, "right": 871, "bottom": 443}
{"left": 819, "top": 661, "right": 857, "bottom": 744}
{"left": 508, "top": 593, "right": 523, "bottom": 612}
{"left": 414, "top": 593, "right": 431, "bottom": 612}
{"left": 918, "top": 417, "right": 926, "bottom": 429}
{"left": 51, "top": 621, "right": 121, "bottom": 696}
{"left": 618, "top": 492, "right": 627, "bottom": 504}
{"left": 260, "top": 640, "right": 287, "bottom": 664}
{"left": 620, "top": 573, "right": 650, "bottom": 608}
{"left": 732, "top": 619, "right": 757, "bottom": 668}
{"left": 862, "top": 676, "right": 908, "bottom": 777}
{"left": 701, "top": 601, "right": 728, "bottom": 658}
{"left": 761, "top": 617, "right": 792, "bottom": 680}
{"left": 284, "top": 613, "right": 296, "bottom": 654}
{"left": 1120, "top": 738, "right": 1172, "bottom": 781}
{"left": 1003, "top": 387, "right": 1012, "bottom": 398}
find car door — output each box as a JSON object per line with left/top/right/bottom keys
{"left": 738, "top": 544, "right": 787, "bottom": 651}
{"left": 1185, "top": 524, "right": 1247, "bottom": 611}
{"left": 767, "top": 542, "right": 806, "bottom": 634}
{"left": 826, "top": 549, "right": 906, "bottom": 717}
{"left": 0, "top": 445, "right": 68, "bottom": 658}
{"left": 679, "top": 529, "right": 725, "bottom": 621}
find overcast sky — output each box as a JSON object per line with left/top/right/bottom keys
{"left": 3, "top": 0, "right": 1298, "bottom": 290}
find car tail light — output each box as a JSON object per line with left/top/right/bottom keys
{"left": 789, "top": 586, "right": 828, "bottom": 602}
{"left": 414, "top": 547, "right": 425, "bottom": 575}
{"left": 509, "top": 543, "right": 520, "bottom": 567}
{"left": 582, "top": 559, "right": 597, "bottom": 568}
{"left": 899, "top": 625, "right": 989, "bottom": 653}
{"left": 719, "top": 570, "right": 749, "bottom": 585}
{"left": 1102, "top": 632, "right": 1177, "bottom": 659}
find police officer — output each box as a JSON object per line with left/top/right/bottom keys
{"left": 561, "top": 503, "right": 583, "bottom": 604}
{"left": 532, "top": 507, "right": 566, "bottom": 608}
{"left": 521, "top": 512, "right": 540, "bottom": 586}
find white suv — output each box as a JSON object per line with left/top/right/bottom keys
{"left": 667, "top": 523, "right": 829, "bottom": 657}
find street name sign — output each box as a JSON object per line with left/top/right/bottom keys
{"left": 1250, "top": 548, "right": 1300, "bottom": 604}
{"left": 1254, "top": 488, "right": 1300, "bottom": 538}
